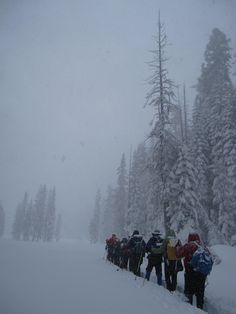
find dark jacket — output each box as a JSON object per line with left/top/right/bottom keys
{"left": 127, "top": 234, "right": 146, "bottom": 257}
{"left": 146, "top": 235, "right": 164, "bottom": 262}
{"left": 120, "top": 240, "right": 130, "bottom": 256}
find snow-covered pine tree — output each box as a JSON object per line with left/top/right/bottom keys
{"left": 32, "top": 185, "right": 47, "bottom": 241}
{"left": 192, "top": 28, "right": 236, "bottom": 241}
{"left": 113, "top": 153, "right": 127, "bottom": 237}
{"left": 166, "top": 145, "right": 201, "bottom": 240}
{"left": 12, "top": 192, "right": 28, "bottom": 240}
{"left": 165, "top": 144, "right": 222, "bottom": 244}
{"left": 145, "top": 12, "right": 178, "bottom": 234}
{"left": 217, "top": 87, "right": 236, "bottom": 240}
{"left": 191, "top": 94, "right": 212, "bottom": 219}
{"left": 89, "top": 189, "right": 101, "bottom": 243}
{"left": 44, "top": 187, "right": 56, "bottom": 242}
{"left": 166, "top": 84, "right": 190, "bottom": 146}
{"left": 0, "top": 201, "right": 5, "bottom": 238}
{"left": 181, "top": 84, "right": 189, "bottom": 144}
{"left": 22, "top": 199, "right": 33, "bottom": 241}
{"left": 125, "top": 142, "right": 149, "bottom": 236}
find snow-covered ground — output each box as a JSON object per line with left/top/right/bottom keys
{"left": 0, "top": 239, "right": 235, "bottom": 314}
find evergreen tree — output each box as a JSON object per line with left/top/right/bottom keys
{"left": 22, "top": 199, "right": 33, "bottom": 241}
{"left": 167, "top": 145, "right": 203, "bottom": 240}
{"left": 32, "top": 185, "right": 47, "bottom": 241}
{"left": 0, "top": 201, "right": 5, "bottom": 238}
{"left": 12, "top": 192, "right": 28, "bottom": 240}
{"left": 192, "top": 28, "right": 236, "bottom": 241}
{"left": 182, "top": 84, "right": 188, "bottom": 144}
{"left": 125, "top": 142, "right": 149, "bottom": 236}
{"left": 113, "top": 153, "right": 127, "bottom": 237}
{"left": 89, "top": 189, "right": 101, "bottom": 243}
{"left": 191, "top": 95, "right": 212, "bottom": 219}
{"left": 44, "top": 187, "right": 56, "bottom": 242}
{"left": 216, "top": 89, "right": 236, "bottom": 240}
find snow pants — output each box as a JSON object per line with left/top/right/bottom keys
{"left": 185, "top": 269, "right": 206, "bottom": 309}
{"left": 107, "top": 247, "right": 113, "bottom": 261}
{"left": 129, "top": 255, "right": 142, "bottom": 276}
{"left": 164, "top": 260, "right": 177, "bottom": 291}
{"left": 120, "top": 254, "right": 129, "bottom": 269}
{"left": 145, "top": 257, "right": 162, "bottom": 285}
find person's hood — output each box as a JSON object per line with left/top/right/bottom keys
{"left": 188, "top": 232, "right": 200, "bottom": 244}
{"left": 132, "top": 230, "right": 139, "bottom": 236}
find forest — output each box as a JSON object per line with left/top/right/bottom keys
{"left": 90, "top": 17, "right": 236, "bottom": 246}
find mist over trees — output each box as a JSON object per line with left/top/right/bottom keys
{"left": 0, "top": 201, "right": 5, "bottom": 238}
{"left": 89, "top": 18, "right": 236, "bottom": 245}
{"left": 12, "top": 185, "right": 60, "bottom": 242}
{"left": 89, "top": 189, "right": 101, "bottom": 243}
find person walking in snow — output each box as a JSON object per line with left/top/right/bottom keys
{"left": 106, "top": 234, "right": 119, "bottom": 263}
{"left": 162, "top": 229, "right": 183, "bottom": 292}
{"left": 127, "top": 230, "right": 146, "bottom": 277}
{"left": 119, "top": 237, "right": 130, "bottom": 269}
{"left": 145, "top": 230, "right": 164, "bottom": 285}
{"left": 175, "top": 232, "right": 208, "bottom": 309}
{"left": 112, "top": 238, "right": 121, "bottom": 266}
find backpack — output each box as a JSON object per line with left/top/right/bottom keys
{"left": 191, "top": 246, "right": 214, "bottom": 276}
{"left": 150, "top": 238, "right": 163, "bottom": 256}
{"left": 166, "top": 237, "right": 177, "bottom": 260}
{"left": 132, "top": 238, "right": 144, "bottom": 256}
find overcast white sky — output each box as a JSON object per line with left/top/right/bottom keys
{"left": 0, "top": 0, "right": 235, "bottom": 238}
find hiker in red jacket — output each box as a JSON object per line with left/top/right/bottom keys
{"left": 106, "top": 234, "right": 119, "bottom": 262}
{"left": 175, "top": 232, "right": 207, "bottom": 310}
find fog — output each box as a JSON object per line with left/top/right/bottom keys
{"left": 0, "top": 0, "right": 235, "bottom": 238}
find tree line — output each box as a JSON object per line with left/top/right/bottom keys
{"left": 89, "top": 15, "right": 236, "bottom": 246}
{"left": 12, "top": 185, "right": 61, "bottom": 242}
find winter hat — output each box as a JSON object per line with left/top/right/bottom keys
{"left": 132, "top": 230, "right": 139, "bottom": 236}
{"left": 152, "top": 230, "right": 161, "bottom": 237}
{"left": 188, "top": 232, "right": 200, "bottom": 244}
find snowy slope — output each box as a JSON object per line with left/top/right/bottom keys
{"left": 159, "top": 244, "right": 236, "bottom": 314}
{"left": 205, "top": 245, "right": 236, "bottom": 314}
{"left": 0, "top": 239, "right": 204, "bottom": 314}
{"left": 1, "top": 240, "right": 235, "bottom": 314}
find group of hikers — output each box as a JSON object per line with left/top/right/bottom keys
{"left": 105, "top": 229, "right": 214, "bottom": 310}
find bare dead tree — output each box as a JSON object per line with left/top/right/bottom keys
{"left": 145, "top": 11, "right": 176, "bottom": 234}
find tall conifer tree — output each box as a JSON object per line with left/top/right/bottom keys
{"left": 113, "top": 153, "right": 127, "bottom": 237}
{"left": 192, "top": 28, "right": 236, "bottom": 241}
